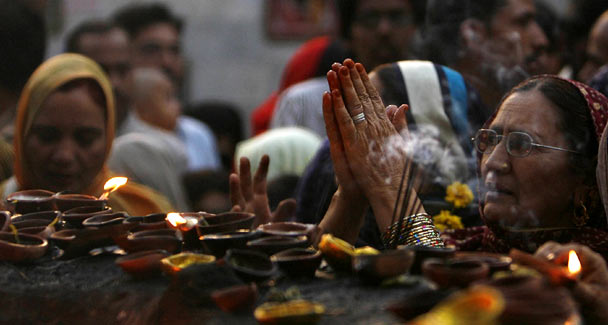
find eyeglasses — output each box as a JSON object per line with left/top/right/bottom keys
{"left": 471, "top": 129, "right": 580, "bottom": 158}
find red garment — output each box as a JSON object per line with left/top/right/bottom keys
{"left": 251, "top": 36, "right": 331, "bottom": 135}
{"left": 443, "top": 76, "right": 608, "bottom": 258}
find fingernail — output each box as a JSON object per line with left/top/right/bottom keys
{"left": 340, "top": 67, "right": 349, "bottom": 76}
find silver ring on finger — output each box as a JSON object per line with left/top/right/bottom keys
{"left": 352, "top": 112, "right": 366, "bottom": 124}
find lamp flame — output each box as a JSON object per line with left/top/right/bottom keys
{"left": 568, "top": 250, "right": 581, "bottom": 275}
{"left": 166, "top": 212, "right": 197, "bottom": 231}
{"left": 99, "top": 177, "right": 128, "bottom": 200}
{"left": 166, "top": 212, "right": 187, "bottom": 228}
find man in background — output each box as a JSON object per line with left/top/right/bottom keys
{"left": 65, "top": 20, "right": 132, "bottom": 132}
{"left": 114, "top": 3, "right": 220, "bottom": 171}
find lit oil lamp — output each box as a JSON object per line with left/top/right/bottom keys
{"left": 509, "top": 249, "right": 582, "bottom": 285}
{"left": 166, "top": 213, "right": 198, "bottom": 232}
{"left": 99, "top": 177, "right": 128, "bottom": 200}
{"left": 566, "top": 250, "right": 581, "bottom": 279}
{"left": 165, "top": 212, "right": 203, "bottom": 248}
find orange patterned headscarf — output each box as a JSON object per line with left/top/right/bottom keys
{"left": 13, "top": 53, "right": 115, "bottom": 196}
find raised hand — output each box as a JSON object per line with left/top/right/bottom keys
{"left": 229, "top": 155, "right": 295, "bottom": 227}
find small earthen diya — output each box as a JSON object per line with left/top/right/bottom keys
{"left": 199, "top": 229, "right": 260, "bottom": 258}
{"left": 211, "top": 283, "right": 258, "bottom": 312}
{"left": 121, "top": 229, "right": 182, "bottom": 254}
{"left": 115, "top": 249, "right": 170, "bottom": 277}
{"left": 509, "top": 249, "right": 581, "bottom": 285}
{"left": 0, "top": 231, "right": 48, "bottom": 262}
{"left": 246, "top": 235, "right": 309, "bottom": 256}
{"left": 160, "top": 252, "right": 216, "bottom": 276}
{"left": 422, "top": 258, "right": 490, "bottom": 288}
{"left": 353, "top": 249, "right": 415, "bottom": 284}
{"left": 0, "top": 211, "right": 10, "bottom": 232}
{"left": 6, "top": 189, "right": 54, "bottom": 214}
{"left": 224, "top": 249, "right": 277, "bottom": 282}
{"left": 271, "top": 248, "right": 322, "bottom": 278}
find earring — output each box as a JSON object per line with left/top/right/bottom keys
{"left": 573, "top": 200, "right": 589, "bottom": 227}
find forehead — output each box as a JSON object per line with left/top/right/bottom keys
{"left": 492, "top": 0, "right": 535, "bottom": 24}
{"left": 133, "top": 22, "right": 179, "bottom": 44}
{"left": 491, "top": 90, "right": 561, "bottom": 136}
{"left": 78, "top": 29, "right": 129, "bottom": 62}
{"left": 34, "top": 86, "right": 105, "bottom": 127}
{"left": 356, "top": 0, "right": 410, "bottom": 13}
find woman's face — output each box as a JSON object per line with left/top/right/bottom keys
{"left": 24, "top": 85, "right": 106, "bottom": 193}
{"left": 481, "top": 89, "right": 581, "bottom": 229}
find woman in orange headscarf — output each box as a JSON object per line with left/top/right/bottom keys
{"left": 0, "top": 53, "right": 172, "bottom": 215}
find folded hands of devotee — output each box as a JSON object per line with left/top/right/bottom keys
{"left": 535, "top": 241, "right": 608, "bottom": 324}
{"left": 229, "top": 155, "right": 296, "bottom": 227}
{"left": 322, "top": 58, "right": 415, "bottom": 230}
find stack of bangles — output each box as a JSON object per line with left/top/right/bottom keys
{"left": 382, "top": 213, "right": 445, "bottom": 249}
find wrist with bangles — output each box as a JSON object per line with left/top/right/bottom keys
{"left": 382, "top": 212, "right": 445, "bottom": 249}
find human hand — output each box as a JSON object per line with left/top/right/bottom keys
{"left": 535, "top": 241, "right": 608, "bottom": 324}
{"left": 229, "top": 155, "right": 296, "bottom": 227}
{"left": 326, "top": 59, "right": 409, "bottom": 203}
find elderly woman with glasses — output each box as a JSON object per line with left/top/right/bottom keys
{"left": 316, "top": 58, "right": 608, "bottom": 324}
{"left": 319, "top": 58, "right": 608, "bottom": 258}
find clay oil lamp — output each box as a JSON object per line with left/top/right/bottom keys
{"left": 509, "top": 248, "right": 581, "bottom": 285}
{"left": 399, "top": 246, "right": 456, "bottom": 274}
{"left": 10, "top": 210, "right": 61, "bottom": 239}
{"left": 123, "top": 213, "right": 168, "bottom": 232}
{"left": 254, "top": 300, "right": 325, "bottom": 325}
{"left": 81, "top": 212, "right": 137, "bottom": 245}
{"left": 6, "top": 189, "right": 55, "bottom": 214}
{"left": 422, "top": 258, "right": 490, "bottom": 288}
{"left": 160, "top": 252, "right": 216, "bottom": 277}
{"left": 0, "top": 231, "right": 48, "bottom": 262}
{"left": 353, "top": 249, "right": 415, "bottom": 284}
{"left": 54, "top": 193, "right": 106, "bottom": 212}
{"left": 195, "top": 212, "right": 256, "bottom": 236}
{"left": 199, "top": 229, "right": 261, "bottom": 258}
{"left": 454, "top": 252, "right": 512, "bottom": 274}
{"left": 115, "top": 249, "right": 170, "bottom": 278}
{"left": 61, "top": 206, "right": 113, "bottom": 228}
{"left": 271, "top": 248, "right": 322, "bottom": 278}
{"left": 386, "top": 288, "right": 455, "bottom": 321}
{"left": 224, "top": 248, "right": 277, "bottom": 282}
{"left": 258, "top": 222, "right": 319, "bottom": 244}
{"left": 318, "top": 233, "right": 379, "bottom": 273}
{"left": 211, "top": 283, "right": 258, "bottom": 313}
{"left": 0, "top": 211, "right": 9, "bottom": 232}
{"left": 54, "top": 177, "right": 127, "bottom": 212}
{"left": 120, "top": 228, "right": 182, "bottom": 254}
{"left": 165, "top": 212, "right": 202, "bottom": 248}
{"left": 50, "top": 228, "right": 105, "bottom": 257}
{"left": 246, "top": 235, "right": 309, "bottom": 256}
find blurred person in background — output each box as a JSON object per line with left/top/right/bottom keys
{"left": 422, "top": 0, "right": 549, "bottom": 113}
{"left": 109, "top": 67, "right": 191, "bottom": 210}
{"left": 185, "top": 101, "right": 244, "bottom": 171}
{"left": 577, "top": 10, "right": 608, "bottom": 83}
{"left": 270, "top": 0, "right": 424, "bottom": 137}
{"left": 114, "top": 2, "right": 221, "bottom": 171}
{"left": 65, "top": 20, "right": 132, "bottom": 133}
{"left": 0, "top": 0, "right": 46, "bottom": 181}
{"left": 251, "top": 36, "right": 348, "bottom": 136}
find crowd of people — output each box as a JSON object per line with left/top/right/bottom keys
{"left": 4, "top": 0, "right": 608, "bottom": 322}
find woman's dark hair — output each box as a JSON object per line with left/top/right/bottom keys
{"left": 113, "top": 3, "right": 182, "bottom": 39}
